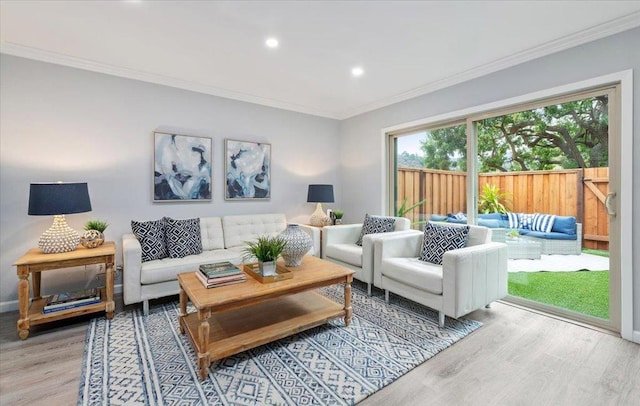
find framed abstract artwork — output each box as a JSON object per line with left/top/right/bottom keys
{"left": 153, "top": 131, "right": 212, "bottom": 202}
{"left": 225, "top": 139, "right": 271, "bottom": 200}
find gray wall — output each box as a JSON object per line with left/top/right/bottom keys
{"left": 339, "top": 27, "right": 640, "bottom": 333}
{"left": 0, "top": 56, "right": 341, "bottom": 306}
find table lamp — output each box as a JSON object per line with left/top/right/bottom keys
{"left": 28, "top": 182, "right": 92, "bottom": 253}
{"left": 307, "top": 184, "right": 334, "bottom": 226}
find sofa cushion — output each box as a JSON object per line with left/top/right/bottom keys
{"left": 164, "top": 217, "right": 203, "bottom": 258}
{"left": 551, "top": 216, "right": 577, "bottom": 235}
{"left": 507, "top": 212, "right": 520, "bottom": 229}
{"left": 478, "top": 213, "right": 506, "bottom": 220}
{"left": 517, "top": 213, "right": 536, "bottom": 229}
{"left": 478, "top": 218, "right": 501, "bottom": 228}
{"left": 200, "top": 217, "right": 225, "bottom": 250}
{"left": 325, "top": 243, "right": 362, "bottom": 267}
{"left": 381, "top": 257, "right": 443, "bottom": 295}
{"left": 518, "top": 230, "right": 577, "bottom": 240}
{"left": 140, "top": 249, "right": 242, "bottom": 285}
{"left": 131, "top": 219, "right": 169, "bottom": 262}
{"left": 222, "top": 213, "right": 287, "bottom": 249}
{"left": 356, "top": 214, "right": 396, "bottom": 246}
{"left": 419, "top": 223, "right": 469, "bottom": 265}
{"left": 531, "top": 213, "right": 556, "bottom": 233}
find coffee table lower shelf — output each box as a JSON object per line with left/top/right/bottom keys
{"left": 179, "top": 290, "right": 346, "bottom": 379}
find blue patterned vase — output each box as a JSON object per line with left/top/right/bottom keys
{"left": 279, "top": 224, "right": 313, "bottom": 266}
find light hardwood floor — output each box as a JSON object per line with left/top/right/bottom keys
{"left": 1, "top": 295, "right": 638, "bottom": 405}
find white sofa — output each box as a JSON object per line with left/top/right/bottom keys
{"left": 321, "top": 216, "right": 411, "bottom": 295}
{"left": 374, "top": 222, "right": 508, "bottom": 327}
{"left": 123, "top": 213, "right": 319, "bottom": 314}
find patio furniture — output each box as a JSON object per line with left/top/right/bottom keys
{"left": 432, "top": 213, "right": 582, "bottom": 255}
{"left": 505, "top": 237, "right": 542, "bottom": 260}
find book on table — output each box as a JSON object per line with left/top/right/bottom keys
{"left": 194, "top": 269, "right": 246, "bottom": 288}
{"left": 198, "top": 261, "right": 243, "bottom": 279}
{"left": 43, "top": 288, "right": 101, "bottom": 313}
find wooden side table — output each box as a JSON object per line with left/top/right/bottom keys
{"left": 14, "top": 241, "right": 116, "bottom": 340}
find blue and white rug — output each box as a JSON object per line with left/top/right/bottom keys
{"left": 78, "top": 283, "right": 481, "bottom": 405}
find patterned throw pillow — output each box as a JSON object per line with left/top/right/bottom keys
{"left": 532, "top": 213, "right": 556, "bottom": 233}
{"left": 164, "top": 217, "right": 203, "bottom": 258}
{"left": 131, "top": 219, "right": 169, "bottom": 262}
{"left": 517, "top": 213, "right": 536, "bottom": 230}
{"left": 355, "top": 214, "right": 396, "bottom": 246}
{"left": 419, "top": 223, "right": 470, "bottom": 265}
{"left": 507, "top": 212, "right": 520, "bottom": 229}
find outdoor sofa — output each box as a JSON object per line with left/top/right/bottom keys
{"left": 430, "top": 212, "right": 582, "bottom": 255}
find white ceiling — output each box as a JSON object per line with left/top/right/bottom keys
{"left": 2, "top": 1, "right": 640, "bottom": 119}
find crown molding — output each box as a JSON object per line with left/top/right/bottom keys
{"left": 2, "top": 11, "right": 639, "bottom": 121}
{"left": 338, "top": 11, "right": 640, "bottom": 119}
{"left": 0, "top": 43, "right": 341, "bottom": 120}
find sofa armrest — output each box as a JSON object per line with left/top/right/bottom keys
{"left": 297, "top": 224, "right": 321, "bottom": 257}
{"left": 122, "top": 233, "right": 143, "bottom": 305}
{"left": 322, "top": 224, "right": 363, "bottom": 258}
{"left": 441, "top": 242, "right": 508, "bottom": 318}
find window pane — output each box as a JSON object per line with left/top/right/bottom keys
{"left": 394, "top": 124, "right": 467, "bottom": 229}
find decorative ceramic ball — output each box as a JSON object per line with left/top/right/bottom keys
{"left": 81, "top": 229, "right": 105, "bottom": 249}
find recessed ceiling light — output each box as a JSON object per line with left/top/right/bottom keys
{"left": 351, "top": 67, "right": 364, "bottom": 77}
{"left": 265, "top": 38, "right": 279, "bottom": 48}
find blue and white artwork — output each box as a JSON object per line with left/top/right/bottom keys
{"left": 154, "top": 132, "right": 212, "bottom": 202}
{"left": 225, "top": 139, "right": 271, "bottom": 200}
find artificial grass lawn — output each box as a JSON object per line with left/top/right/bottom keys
{"left": 508, "top": 270, "right": 609, "bottom": 319}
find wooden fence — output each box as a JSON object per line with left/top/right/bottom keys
{"left": 397, "top": 167, "right": 609, "bottom": 250}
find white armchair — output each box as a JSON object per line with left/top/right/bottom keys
{"left": 322, "top": 216, "right": 412, "bottom": 295}
{"left": 374, "top": 222, "right": 508, "bottom": 327}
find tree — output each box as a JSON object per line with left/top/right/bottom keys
{"left": 397, "top": 151, "right": 425, "bottom": 168}
{"left": 420, "top": 124, "right": 467, "bottom": 171}
{"left": 419, "top": 96, "right": 609, "bottom": 172}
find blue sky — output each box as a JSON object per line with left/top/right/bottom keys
{"left": 397, "top": 132, "right": 425, "bottom": 155}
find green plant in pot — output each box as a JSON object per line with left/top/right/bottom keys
{"left": 242, "top": 235, "right": 287, "bottom": 276}
{"left": 81, "top": 220, "right": 108, "bottom": 248}
{"left": 478, "top": 183, "right": 511, "bottom": 214}
{"left": 333, "top": 210, "right": 344, "bottom": 225}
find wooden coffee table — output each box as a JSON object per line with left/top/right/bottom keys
{"left": 177, "top": 255, "right": 354, "bottom": 380}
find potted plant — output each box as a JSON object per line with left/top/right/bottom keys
{"left": 333, "top": 210, "right": 344, "bottom": 225}
{"left": 81, "top": 220, "right": 108, "bottom": 248}
{"left": 242, "top": 235, "right": 287, "bottom": 276}
{"left": 478, "top": 183, "right": 511, "bottom": 214}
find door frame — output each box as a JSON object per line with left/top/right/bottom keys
{"left": 382, "top": 69, "right": 634, "bottom": 341}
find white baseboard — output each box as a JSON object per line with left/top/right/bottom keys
{"left": 633, "top": 330, "right": 640, "bottom": 344}
{"left": 0, "top": 284, "right": 123, "bottom": 313}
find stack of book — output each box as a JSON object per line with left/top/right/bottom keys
{"left": 43, "top": 288, "right": 101, "bottom": 314}
{"left": 196, "top": 261, "right": 246, "bottom": 288}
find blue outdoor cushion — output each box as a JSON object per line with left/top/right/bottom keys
{"left": 519, "top": 230, "right": 577, "bottom": 240}
{"left": 551, "top": 216, "right": 577, "bottom": 235}
{"left": 430, "top": 214, "right": 449, "bottom": 222}
{"left": 446, "top": 217, "right": 467, "bottom": 224}
{"left": 478, "top": 213, "right": 506, "bottom": 220}
{"left": 478, "top": 219, "right": 501, "bottom": 228}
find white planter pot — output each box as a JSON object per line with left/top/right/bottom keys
{"left": 259, "top": 261, "right": 277, "bottom": 276}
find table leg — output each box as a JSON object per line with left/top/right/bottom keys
{"left": 197, "top": 308, "right": 211, "bottom": 380}
{"left": 178, "top": 286, "right": 187, "bottom": 334}
{"left": 17, "top": 266, "right": 30, "bottom": 340}
{"left": 105, "top": 256, "right": 115, "bottom": 320}
{"left": 344, "top": 275, "right": 353, "bottom": 327}
{"left": 32, "top": 271, "right": 42, "bottom": 300}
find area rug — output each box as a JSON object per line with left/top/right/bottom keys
{"left": 78, "top": 283, "right": 481, "bottom": 405}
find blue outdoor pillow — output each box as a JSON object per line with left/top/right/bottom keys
{"left": 551, "top": 216, "right": 577, "bottom": 235}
